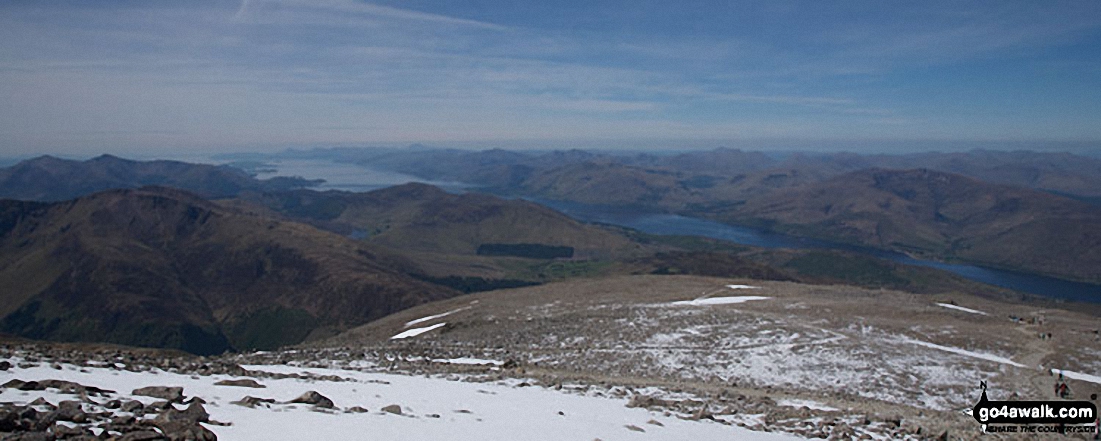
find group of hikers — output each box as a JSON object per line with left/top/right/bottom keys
{"left": 1054, "top": 371, "right": 1072, "bottom": 399}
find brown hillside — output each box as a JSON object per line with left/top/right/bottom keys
{"left": 0, "top": 187, "right": 456, "bottom": 354}
{"left": 719, "top": 168, "right": 1101, "bottom": 282}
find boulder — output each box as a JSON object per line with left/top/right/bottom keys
{"left": 381, "top": 404, "right": 402, "bottom": 415}
{"left": 289, "top": 391, "right": 335, "bottom": 409}
{"left": 120, "top": 400, "right": 145, "bottom": 414}
{"left": 213, "top": 379, "right": 265, "bottom": 388}
{"left": 132, "top": 386, "right": 185, "bottom": 403}
{"left": 27, "top": 398, "right": 54, "bottom": 409}
{"left": 52, "top": 422, "right": 92, "bottom": 438}
{"left": 231, "top": 396, "right": 276, "bottom": 408}
{"left": 156, "top": 401, "right": 209, "bottom": 424}
{"left": 56, "top": 400, "right": 87, "bottom": 423}
{"left": 151, "top": 420, "right": 217, "bottom": 441}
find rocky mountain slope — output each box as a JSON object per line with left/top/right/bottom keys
{"left": 0, "top": 187, "right": 455, "bottom": 354}
{"left": 324, "top": 275, "right": 1101, "bottom": 439}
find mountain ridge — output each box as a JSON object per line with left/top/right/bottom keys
{"left": 0, "top": 155, "right": 321, "bottom": 202}
{"left": 0, "top": 186, "right": 457, "bottom": 354}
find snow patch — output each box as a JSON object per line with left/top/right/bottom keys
{"left": 0, "top": 361, "right": 805, "bottom": 441}
{"left": 935, "top": 303, "right": 987, "bottom": 316}
{"left": 404, "top": 307, "right": 470, "bottom": 327}
{"left": 1053, "top": 369, "right": 1101, "bottom": 385}
{"left": 898, "top": 337, "right": 1026, "bottom": 368}
{"left": 390, "top": 323, "right": 446, "bottom": 339}
{"left": 670, "top": 296, "right": 770, "bottom": 306}
{"left": 726, "top": 285, "right": 761, "bottom": 290}
{"left": 431, "top": 358, "right": 504, "bottom": 366}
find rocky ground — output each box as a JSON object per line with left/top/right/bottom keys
{"left": 320, "top": 275, "right": 1101, "bottom": 440}
{"left": 2, "top": 275, "right": 1099, "bottom": 440}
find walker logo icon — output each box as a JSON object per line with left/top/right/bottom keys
{"left": 972, "top": 381, "right": 1096, "bottom": 425}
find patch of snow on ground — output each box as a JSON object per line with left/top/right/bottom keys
{"left": 777, "top": 399, "right": 839, "bottom": 412}
{"left": 935, "top": 303, "right": 987, "bottom": 315}
{"left": 726, "top": 284, "right": 760, "bottom": 289}
{"left": 404, "top": 307, "right": 470, "bottom": 327}
{"left": 391, "top": 322, "right": 446, "bottom": 339}
{"left": 1052, "top": 369, "right": 1101, "bottom": 385}
{"left": 670, "top": 296, "right": 770, "bottom": 306}
{"left": 898, "top": 337, "right": 1026, "bottom": 368}
{"left": 431, "top": 357, "right": 504, "bottom": 366}
{"left": 0, "top": 362, "right": 805, "bottom": 441}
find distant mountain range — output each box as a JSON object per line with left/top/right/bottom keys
{"left": 0, "top": 154, "right": 321, "bottom": 201}
{"left": 276, "top": 146, "right": 1101, "bottom": 283}
{"left": 0, "top": 150, "right": 1096, "bottom": 354}
{"left": 294, "top": 146, "right": 1101, "bottom": 201}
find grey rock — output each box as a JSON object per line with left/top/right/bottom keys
{"left": 27, "top": 398, "right": 54, "bottom": 409}
{"left": 152, "top": 420, "right": 218, "bottom": 441}
{"left": 289, "top": 391, "right": 335, "bottom": 409}
{"left": 56, "top": 400, "right": 87, "bottom": 423}
{"left": 231, "top": 396, "right": 276, "bottom": 408}
{"left": 120, "top": 400, "right": 145, "bottom": 414}
{"left": 119, "top": 430, "right": 167, "bottom": 441}
{"left": 132, "top": 386, "right": 184, "bottom": 403}
{"left": 52, "top": 422, "right": 91, "bottom": 438}
{"left": 213, "top": 379, "right": 264, "bottom": 388}
{"left": 156, "top": 401, "right": 209, "bottom": 424}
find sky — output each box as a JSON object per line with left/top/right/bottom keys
{"left": 1, "top": 0, "right": 1100, "bottom": 156}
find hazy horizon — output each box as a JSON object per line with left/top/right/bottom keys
{"left": 2, "top": 1, "right": 1100, "bottom": 157}
{"left": 5, "top": 138, "right": 1101, "bottom": 165}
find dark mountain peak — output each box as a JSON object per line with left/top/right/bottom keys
{"left": 89, "top": 153, "right": 128, "bottom": 163}
{"left": 0, "top": 154, "right": 317, "bottom": 202}
{"left": 15, "top": 155, "right": 72, "bottom": 168}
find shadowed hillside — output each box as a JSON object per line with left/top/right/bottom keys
{"left": 0, "top": 187, "right": 456, "bottom": 354}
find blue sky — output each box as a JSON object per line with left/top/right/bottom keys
{"left": 1, "top": 0, "right": 1100, "bottom": 156}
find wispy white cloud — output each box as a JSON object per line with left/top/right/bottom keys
{"left": 234, "top": 0, "right": 510, "bottom": 30}
{"left": 0, "top": 0, "right": 1098, "bottom": 155}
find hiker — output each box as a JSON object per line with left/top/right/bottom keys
{"left": 1056, "top": 382, "right": 1069, "bottom": 399}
